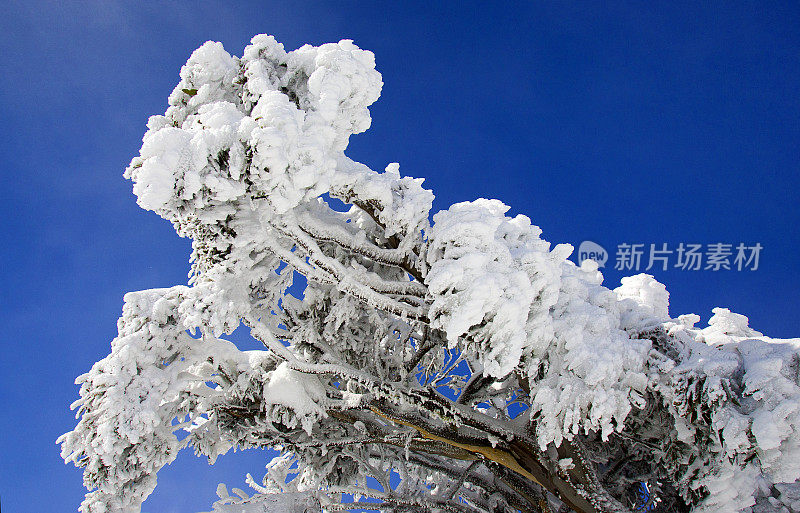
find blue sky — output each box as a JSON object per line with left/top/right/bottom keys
{"left": 1, "top": 1, "right": 798, "bottom": 511}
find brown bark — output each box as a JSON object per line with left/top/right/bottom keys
{"left": 369, "top": 404, "right": 605, "bottom": 513}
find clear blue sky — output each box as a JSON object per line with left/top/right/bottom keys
{"left": 1, "top": 1, "right": 798, "bottom": 511}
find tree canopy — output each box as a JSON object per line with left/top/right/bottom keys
{"left": 60, "top": 35, "right": 800, "bottom": 513}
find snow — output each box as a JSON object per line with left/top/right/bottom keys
{"left": 262, "top": 362, "right": 327, "bottom": 435}
{"left": 614, "top": 273, "right": 670, "bottom": 323}
{"left": 426, "top": 198, "right": 568, "bottom": 379}
{"left": 210, "top": 491, "right": 321, "bottom": 513}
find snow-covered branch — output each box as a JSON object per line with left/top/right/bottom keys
{"left": 60, "top": 33, "right": 800, "bottom": 513}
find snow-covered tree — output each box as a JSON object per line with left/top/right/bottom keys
{"left": 59, "top": 35, "right": 800, "bottom": 513}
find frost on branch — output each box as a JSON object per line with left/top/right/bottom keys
{"left": 61, "top": 33, "right": 800, "bottom": 513}
{"left": 425, "top": 198, "right": 570, "bottom": 378}
{"left": 58, "top": 286, "right": 275, "bottom": 512}
{"left": 209, "top": 486, "right": 321, "bottom": 513}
